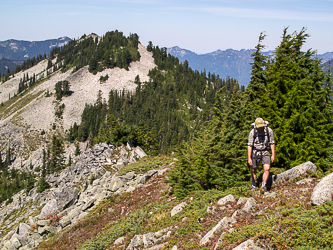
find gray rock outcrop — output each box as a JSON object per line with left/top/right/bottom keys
{"left": 0, "top": 143, "right": 156, "bottom": 250}
{"left": 310, "top": 172, "right": 333, "bottom": 205}
{"left": 200, "top": 216, "right": 236, "bottom": 245}
{"left": 271, "top": 161, "right": 317, "bottom": 183}
{"left": 170, "top": 202, "right": 187, "bottom": 217}
{"left": 126, "top": 227, "right": 172, "bottom": 250}
{"left": 217, "top": 194, "right": 236, "bottom": 206}
{"left": 242, "top": 198, "right": 256, "bottom": 212}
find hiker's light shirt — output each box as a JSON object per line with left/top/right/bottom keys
{"left": 248, "top": 128, "right": 274, "bottom": 157}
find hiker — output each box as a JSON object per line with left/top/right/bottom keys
{"left": 248, "top": 117, "right": 275, "bottom": 193}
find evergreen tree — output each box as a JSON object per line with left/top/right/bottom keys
{"left": 5, "top": 146, "right": 11, "bottom": 166}
{"left": 49, "top": 135, "right": 65, "bottom": 173}
{"left": 75, "top": 143, "right": 81, "bottom": 156}
{"left": 256, "top": 28, "right": 333, "bottom": 171}
{"left": 36, "top": 177, "right": 50, "bottom": 193}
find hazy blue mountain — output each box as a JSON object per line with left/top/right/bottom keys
{"left": 317, "top": 52, "right": 333, "bottom": 64}
{"left": 0, "top": 37, "right": 71, "bottom": 61}
{"left": 167, "top": 46, "right": 333, "bottom": 87}
{"left": 0, "top": 58, "right": 17, "bottom": 75}
{"left": 321, "top": 58, "right": 333, "bottom": 73}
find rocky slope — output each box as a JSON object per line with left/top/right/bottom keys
{"left": 0, "top": 41, "right": 156, "bottom": 170}
{"left": 1, "top": 151, "right": 332, "bottom": 250}
{"left": 0, "top": 142, "right": 153, "bottom": 249}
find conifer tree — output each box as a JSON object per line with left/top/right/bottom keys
{"left": 246, "top": 32, "right": 267, "bottom": 104}
{"left": 256, "top": 28, "right": 333, "bottom": 171}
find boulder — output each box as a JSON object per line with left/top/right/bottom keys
{"left": 17, "top": 223, "right": 30, "bottom": 235}
{"left": 17, "top": 233, "right": 31, "bottom": 247}
{"left": 311, "top": 172, "right": 333, "bottom": 205}
{"left": 138, "top": 170, "right": 158, "bottom": 184}
{"left": 272, "top": 161, "right": 317, "bottom": 183}
{"left": 39, "top": 199, "right": 58, "bottom": 218}
{"left": 200, "top": 217, "right": 236, "bottom": 245}
{"left": 171, "top": 202, "right": 187, "bottom": 217}
{"left": 59, "top": 218, "right": 71, "bottom": 228}
{"left": 217, "top": 194, "right": 236, "bottom": 206}
{"left": 126, "top": 227, "right": 172, "bottom": 250}
{"left": 126, "top": 235, "right": 143, "bottom": 250}
{"left": 242, "top": 198, "right": 256, "bottom": 212}
{"left": 237, "top": 197, "right": 248, "bottom": 205}
{"left": 4, "top": 236, "right": 21, "bottom": 250}
{"left": 109, "top": 178, "right": 125, "bottom": 192}
{"left": 296, "top": 178, "right": 313, "bottom": 185}
{"left": 37, "top": 225, "right": 60, "bottom": 235}
{"left": 114, "top": 236, "right": 125, "bottom": 245}
{"left": 53, "top": 188, "right": 79, "bottom": 211}
{"left": 82, "top": 198, "right": 96, "bottom": 211}
{"left": 232, "top": 239, "right": 264, "bottom": 250}
{"left": 67, "top": 206, "right": 82, "bottom": 220}
{"left": 134, "top": 146, "right": 147, "bottom": 158}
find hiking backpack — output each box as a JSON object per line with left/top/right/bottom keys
{"left": 251, "top": 121, "right": 270, "bottom": 151}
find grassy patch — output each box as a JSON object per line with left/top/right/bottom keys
{"left": 220, "top": 201, "right": 333, "bottom": 249}
{"left": 118, "top": 154, "right": 174, "bottom": 176}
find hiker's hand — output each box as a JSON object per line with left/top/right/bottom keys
{"left": 271, "top": 155, "right": 275, "bottom": 163}
{"left": 248, "top": 158, "right": 252, "bottom": 166}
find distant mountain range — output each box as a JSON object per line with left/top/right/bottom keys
{"left": 0, "top": 37, "right": 71, "bottom": 75}
{"left": 167, "top": 46, "right": 333, "bottom": 87}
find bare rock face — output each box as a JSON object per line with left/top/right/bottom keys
{"left": 271, "top": 161, "right": 317, "bottom": 183}
{"left": 310, "top": 172, "right": 333, "bottom": 205}
{"left": 39, "top": 199, "right": 58, "bottom": 219}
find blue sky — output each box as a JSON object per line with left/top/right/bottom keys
{"left": 1, "top": 0, "right": 333, "bottom": 54}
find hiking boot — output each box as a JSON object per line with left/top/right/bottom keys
{"left": 250, "top": 185, "right": 256, "bottom": 191}
{"left": 261, "top": 185, "right": 267, "bottom": 194}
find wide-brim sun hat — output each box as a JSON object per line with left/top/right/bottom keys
{"left": 255, "top": 117, "right": 265, "bottom": 128}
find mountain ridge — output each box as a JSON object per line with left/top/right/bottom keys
{"left": 167, "top": 46, "right": 333, "bottom": 86}
{"left": 0, "top": 37, "right": 72, "bottom": 61}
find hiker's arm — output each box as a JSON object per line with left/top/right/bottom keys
{"left": 248, "top": 146, "right": 252, "bottom": 166}
{"left": 270, "top": 144, "right": 275, "bottom": 163}
{"left": 247, "top": 129, "right": 254, "bottom": 166}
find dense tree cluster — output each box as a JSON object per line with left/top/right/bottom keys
{"left": 50, "top": 30, "right": 140, "bottom": 75}
{"left": 0, "top": 147, "right": 36, "bottom": 204}
{"left": 168, "top": 28, "right": 333, "bottom": 198}
{"left": 55, "top": 80, "right": 70, "bottom": 100}
{"left": 0, "top": 134, "right": 66, "bottom": 203}
{"left": 17, "top": 72, "right": 36, "bottom": 94}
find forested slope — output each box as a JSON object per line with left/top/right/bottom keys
{"left": 68, "top": 42, "right": 243, "bottom": 154}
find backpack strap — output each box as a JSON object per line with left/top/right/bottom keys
{"left": 252, "top": 126, "right": 270, "bottom": 151}
{"left": 265, "top": 126, "right": 270, "bottom": 150}
{"left": 252, "top": 128, "right": 257, "bottom": 148}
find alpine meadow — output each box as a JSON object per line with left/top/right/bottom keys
{"left": 0, "top": 28, "right": 332, "bottom": 250}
